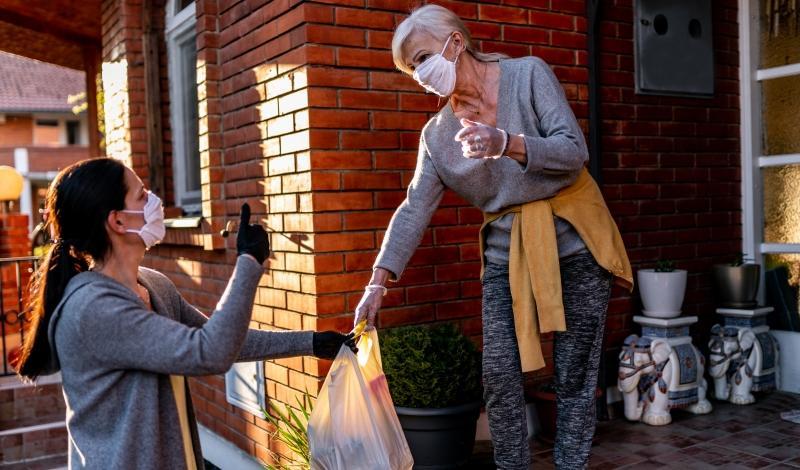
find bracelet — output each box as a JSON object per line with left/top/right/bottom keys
{"left": 500, "top": 129, "right": 510, "bottom": 157}
{"left": 365, "top": 284, "right": 388, "bottom": 296}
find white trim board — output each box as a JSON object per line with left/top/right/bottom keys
{"left": 758, "top": 153, "right": 800, "bottom": 167}
{"left": 0, "top": 373, "right": 62, "bottom": 390}
{"left": 0, "top": 420, "right": 65, "bottom": 437}
{"left": 198, "top": 424, "right": 263, "bottom": 470}
{"left": 755, "top": 62, "right": 800, "bottom": 81}
{"left": 761, "top": 243, "right": 800, "bottom": 254}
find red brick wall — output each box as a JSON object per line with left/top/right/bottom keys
{"left": 0, "top": 384, "right": 68, "bottom": 464}
{"left": 0, "top": 214, "right": 31, "bottom": 372}
{"left": 0, "top": 116, "right": 34, "bottom": 148}
{"left": 598, "top": 0, "right": 741, "bottom": 353}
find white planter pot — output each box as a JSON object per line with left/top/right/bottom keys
{"left": 637, "top": 269, "right": 687, "bottom": 318}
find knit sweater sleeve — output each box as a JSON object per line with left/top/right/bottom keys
{"left": 173, "top": 285, "right": 315, "bottom": 361}
{"left": 519, "top": 57, "right": 588, "bottom": 174}
{"left": 73, "top": 256, "right": 264, "bottom": 376}
{"left": 373, "top": 134, "right": 445, "bottom": 281}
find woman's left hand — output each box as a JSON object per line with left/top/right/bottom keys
{"left": 312, "top": 331, "right": 358, "bottom": 359}
{"left": 454, "top": 118, "right": 508, "bottom": 159}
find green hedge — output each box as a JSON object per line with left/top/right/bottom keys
{"left": 379, "top": 323, "right": 482, "bottom": 408}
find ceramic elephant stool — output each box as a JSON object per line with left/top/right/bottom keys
{"left": 708, "top": 324, "right": 779, "bottom": 404}
{"left": 618, "top": 334, "right": 712, "bottom": 425}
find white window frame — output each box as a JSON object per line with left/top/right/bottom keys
{"left": 740, "top": 0, "right": 800, "bottom": 304}
{"left": 166, "top": 0, "right": 201, "bottom": 214}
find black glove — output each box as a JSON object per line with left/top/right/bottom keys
{"left": 236, "top": 203, "right": 270, "bottom": 264}
{"left": 313, "top": 331, "right": 358, "bottom": 359}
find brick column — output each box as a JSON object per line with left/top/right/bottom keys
{"left": 0, "top": 213, "right": 30, "bottom": 372}
{"left": 101, "top": 0, "right": 152, "bottom": 181}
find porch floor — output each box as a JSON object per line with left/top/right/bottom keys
{"left": 2, "top": 393, "right": 798, "bottom": 469}
{"left": 469, "top": 391, "right": 800, "bottom": 469}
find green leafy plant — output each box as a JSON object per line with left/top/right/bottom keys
{"left": 262, "top": 394, "right": 312, "bottom": 470}
{"left": 379, "top": 323, "right": 482, "bottom": 408}
{"left": 730, "top": 253, "right": 755, "bottom": 267}
{"left": 654, "top": 259, "right": 676, "bottom": 272}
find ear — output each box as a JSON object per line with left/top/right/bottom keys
{"left": 106, "top": 209, "right": 127, "bottom": 236}
{"left": 450, "top": 31, "right": 465, "bottom": 52}
{"left": 650, "top": 339, "right": 672, "bottom": 364}
{"left": 738, "top": 329, "right": 756, "bottom": 349}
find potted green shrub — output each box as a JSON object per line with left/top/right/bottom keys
{"left": 637, "top": 259, "right": 687, "bottom": 318}
{"left": 713, "top": 253, "right": 760, "bottom": 308}
{"left": 380, "top": 323, "right": 482, "bottom": 469}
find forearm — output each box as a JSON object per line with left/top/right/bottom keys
{"left": 369, "top": 267, "right": 391, "bottom": 286}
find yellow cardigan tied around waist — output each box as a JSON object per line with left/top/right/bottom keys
{"left": 480, "top": 168, "right": 633, "bottom": 372}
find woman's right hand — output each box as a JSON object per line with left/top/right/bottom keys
{"left": 354, "top": 287, "right": 385, "bottom": 329}
{"left": 236, "top": 203, "right": 270, "bottom": 264}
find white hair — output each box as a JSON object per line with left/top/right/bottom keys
{"left": 391, "top": 4, "right": 508, "bottom": 75}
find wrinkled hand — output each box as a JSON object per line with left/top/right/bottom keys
{"left": 236, "top": 203, "right": 270, "bottom": 264}
{"left": 313, "top": 331, "right": 358, "bottom": 359}
{"left": 454, "top": 118, "right": 508, "bottom": 159}
{"left": 354, "top": 286, "right": 385, "bottom": 330}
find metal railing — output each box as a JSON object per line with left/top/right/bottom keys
{"left": 1, "top": 256, "right": 38, "bottom": 377}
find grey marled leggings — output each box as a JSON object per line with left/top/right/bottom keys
{"left": 482, "top": 252, "right": 612, "bottom": 469}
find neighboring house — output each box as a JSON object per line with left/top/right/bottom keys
{"left": 0, "top": 51, "right": 90, "bottom": 234}
{"left": 0, "top": 0, "right": 798, "bottom": 467}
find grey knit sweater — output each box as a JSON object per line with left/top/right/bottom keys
{"left": 374, "top": 57, "right": 588, "bottom": 279}
{"left": 46, "top": 256, "right": 314, "bottom": 469}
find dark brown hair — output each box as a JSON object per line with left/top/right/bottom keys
{"left": 17, "top": 158, "right": 128, "bottom": 380}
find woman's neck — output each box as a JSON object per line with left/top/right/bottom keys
{"left": 449, "top": 56, "right": 499, "bottom": 116}
{"left": 94, "top": 249, "right": 143, "bottom": 291}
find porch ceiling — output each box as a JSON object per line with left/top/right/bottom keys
{"left": 0, "top": 0, "right": 101, "bottom": 70}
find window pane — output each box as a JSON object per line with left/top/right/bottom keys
{"left": 178, "top": 0, "right": 194, "bottom": 12}
{"left": 759, "top": 0, "right": 800, "bottom": 69}
{"left": 66, "top": 121, "right": 80, "bottom": 145}
{"left": 766, "top": 253, "right": 800, "bottom": 286}
{"left": 763, "top": 164, "right": 800, "bottom": 243}
{"left": 762, "top": 74, "right": 800, "bottom": 156}
{"left": 180, "top": 36, "right": 201, "bottom": 202}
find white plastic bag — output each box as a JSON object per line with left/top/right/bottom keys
{"left": 308, "top": 327, "right": 413, "bottom": 470}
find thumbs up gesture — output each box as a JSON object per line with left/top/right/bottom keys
{"left": 236, "top": 203, "right": 270, "bottom": 265}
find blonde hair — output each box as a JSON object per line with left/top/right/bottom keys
{"left": 391, "top": 4, "right": 508, "bottom": 75}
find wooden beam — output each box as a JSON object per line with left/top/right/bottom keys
{"left": 82, "top": 45, "right": 103, "bottom": 158}
{"left": 143, "top": 0, "right": 165, "bottom": 197}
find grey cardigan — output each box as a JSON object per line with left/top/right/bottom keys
{"left": 46, "top": 256, "right": 314, "bottom": 469}
{"left": 374, "top": 57, "right": 588, "bottom": 278}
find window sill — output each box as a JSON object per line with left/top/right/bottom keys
{"left": 162, "top": 216, "right": 225, "bottom": 250}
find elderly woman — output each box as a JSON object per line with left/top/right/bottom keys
{"left": 353, "top": 5, "right": 633, "bottom": 470}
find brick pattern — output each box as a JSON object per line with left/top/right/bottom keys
{"left": 0, "top": 215, "right": 65, "bottom": 465}
{"left": 597, "top": 0, "right": 741, "bottom": 353}
{"left": 0, "top": 214, "right": 30, "bottom": 358}
{"left": 0, "top": 116, "right": 34, "bottom": 148}
{"left": 0, "top": 384, "right": 68, "bottom": 464}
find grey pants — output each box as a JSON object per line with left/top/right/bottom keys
{"left": 482, "top": 252, "right": 612, "bottom": 470}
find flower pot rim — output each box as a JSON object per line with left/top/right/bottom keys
{"left": 394, "top": 400, "right": 482, "bottom": 416}
{"left": 638, "top": 268, "right": 687, "bottom": 274}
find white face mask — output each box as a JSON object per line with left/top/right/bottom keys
{"left": 121, "top": 192, "right": 165, "bottom": 250}
{"left": 412, "top": 34, "right": 461, "bottom": 97}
